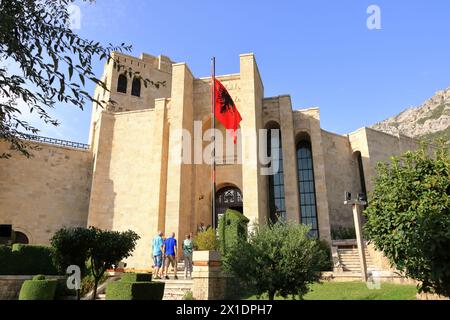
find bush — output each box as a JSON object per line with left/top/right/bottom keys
{"left": 121, "top": 273, "right": 152, "bottom": 282}
{"left": 0, "top": 244, "right": 58, "bottom": 275}
{"left": 218, "top": 209, "right": 249, "bottom": 254}
{"left": 33, "top": 274, "right": 46, "bottom": 280}
{"left": 364, "top": 145, "right": 450, "bottom": 296}
{"left": 0, "top": 245, "right": 12, "bottom": 274}
{"left": 19, "top": 276, "right": 57, "bottom": 300}
{"left": 223, "top": 221, "right": 327, "bottom": 300}
{"left": 193, "top": 228, "right": 219, "bottom": 251}
{"left": 316, "top": 240, "right": 333, "bottom": 271}
{"left": 105, "top": 273, "right": 164, "bottom": 300}
{"left": 182, "top": 291, "right": 195, "bottom": 300}
{"left": 331, "top": 226, "right": 356, "bottom": 240}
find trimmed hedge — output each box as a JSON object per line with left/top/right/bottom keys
{"left": 218, "top": 209, "right": 249, "bottom": 254}
{"left": 105, "top": 273, "right": 164, "bottom": 300}
{"left": 121, "top": 273, "right": 152, "bottom": 282}
{"left": 0, "top": 244, "right": 58, "bottom": 275}
{"left": 19, "top": 276, "right": 57, "bottom": 300}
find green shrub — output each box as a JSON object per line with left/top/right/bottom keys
{"left": 12, "top": 244, "right": 58, "bottom": 275}
{"left": 106, "top": 281, "right": 165, "bottom": 300}
{"left": 182, "top": 291, "right": 195, "bottom": 300}
{"left": 33, "top": 274, "right": 46, "bottom": 280}
{"left": 0, "top": 244, "right": 58, "bottom": 275}
{"left": 0, "top": 245, "right": 13, "bottom": 274}
{"left": 331, "top": 226, "right": 356, "bottom": 240}
{"left": 223, "top": 222, "right": 327, "bottom": 300}
{"left": 218, "top": 209, "right": 249, "bottom": 254}
{"left": 121, "top": 273, "right": 152, "bottom": 282}
{"left": 193, "top": 228, "right": 219, "bottom": 251}
{"left": 19, "top": 276, "right": 57, "bottom": 300}
{"left": 316, "top": 240, "right": 333, "bottom": 271}
{"left": 364, "top": 145, "right": 450, "bottom": 297}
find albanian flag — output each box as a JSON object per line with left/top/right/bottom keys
{"left": 214, "top": 79, "right": 242, "bottom": 144}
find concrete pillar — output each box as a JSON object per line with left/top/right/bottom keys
{"left": 353, "top": 204, "right": 368, "bottom": 282}
{"left": 152, "top": 98, "right": 169, "bottom": 234}
{"left": 308, "top": 110, "right": 332, "bottom": 243}
{"left": 165, "top": 63, "right": 195, "bottom": 250}
{"left": 278, "top": 95, "right": 300, "bottom": 222}
{"left": 192, "top": 251, "right": 226, "bottom": 300}
{"left": 239, "top": 53, "right": 266, "bottom": 225}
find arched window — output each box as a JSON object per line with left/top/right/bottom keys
{"left": 131, "top": 77, "right": 141, "bottom": 97}
{"left": 297, "top": 139, "right": 319, "bottom": 238}
{"left": 354, "top": 151, "right": 367, "bottom": 198}
{"left": 14, "top": 231, "right": 29, "bottom": 244}
{"left": 267, "top": 123, "right": 286, "bottom": 223}
{"left": 117, "top": 74, "right": 127, "bottom": 93}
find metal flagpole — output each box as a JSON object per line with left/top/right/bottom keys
{"left": 211, "top": 57, "right": 217, "bottom": 229}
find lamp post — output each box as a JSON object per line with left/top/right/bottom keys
{"left": 344, "top": 192, "right": 368, "bottom": 282}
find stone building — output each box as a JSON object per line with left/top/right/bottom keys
{"left": 0, "top": 52, "right": 420, "bottom": 269}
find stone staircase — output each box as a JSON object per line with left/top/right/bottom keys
{"left": 337, "top": 247, "right": 376, "bottom": 273}
{"left": 160, "top": 261, "right": 193, "bottom": 300}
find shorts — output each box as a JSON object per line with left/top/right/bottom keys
{"left": 153, "top": 254, "right": 162, "bottom": 268}
{"left": 165, "top": 254, "right": 177, "bottom": 268}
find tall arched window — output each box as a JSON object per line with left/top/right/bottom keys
{"left": 267, "top": 123, "right": 286, "bottom": 223}
{"left": 131, "top": 77, "right": 141, "bottom": 97}
{"left": 297, "top": 139, "right": 319, "bottom": 238}
{"left": 117, "top": 74, "right": 127, "bottom": 93}
{"left": 354, "top": 151, "right": 367, "bottom": 198}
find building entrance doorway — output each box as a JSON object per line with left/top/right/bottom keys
{"left": 215, "top": 186, "right": 243, "bottom": 227}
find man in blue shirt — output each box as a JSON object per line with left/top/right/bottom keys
{"left": 152, "top": 231, "right": 164, "bottom": 279}
{"left": 163, "top": 232, "right": 178, "bottom": 280}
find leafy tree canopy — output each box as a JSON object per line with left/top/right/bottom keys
{"left": 364, "top": 144, "right": 450, "bottom": 297}
{"left": 0, "top": 0, "right": 162, "bottom": 158}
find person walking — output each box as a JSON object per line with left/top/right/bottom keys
{"left": 182, "top": 234, "right": 194, "bottom": 279}
{"left": 163, "top": 232, "right": 178, "bottom": 280}
{"left": 152, "top": 231, "right": 164, "bottom": 280}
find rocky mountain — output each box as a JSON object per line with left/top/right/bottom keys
{"left": 372, "top": 88, "right": 450, "bottom": 144}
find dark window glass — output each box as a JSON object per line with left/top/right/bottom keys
{"left": 131, "top": 78, "right": 141, "bottom": 97}
{"left": 268, "top": 128, "right": 286, "bottom": 222}
{"left": 297, "top": 140, "right": 319, "bottom": 238}
{"left": 117, "top": 74, "right": 127, "bottom": 93}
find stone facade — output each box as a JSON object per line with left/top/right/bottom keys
{"left": 0, "top": 52, "right": 421, "bottom": 269}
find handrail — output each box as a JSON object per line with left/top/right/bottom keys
{"left": 24, "top": 134, "right": 90, "bottom": 150}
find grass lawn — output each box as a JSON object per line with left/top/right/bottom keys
{"left": 246, "top": 281, "right": 417, "bottom": 300}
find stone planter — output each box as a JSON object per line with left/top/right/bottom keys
{"left": 192, "top": 250, "right": 226, "bottom": 300}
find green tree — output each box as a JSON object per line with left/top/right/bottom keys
{"left": 89, "top": 227, "right": 139, "bottom": 300}
{"left": 0, "top": 0, "right": 162, "bottom": 158}
{"left": 364, "top": 144, "right": 450, "bottom": 297}
{"left": 193, "top": 227, "right": 219, "bottom": 251}
{"left": 50, "top": 227, "right": 93, "bottom": 300}
{"left": 223, "top": 222, "right": 327, "bottom": 300}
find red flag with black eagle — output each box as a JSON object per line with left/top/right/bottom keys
{"left": 214, "top": 79, "right": 242, "bottom": 144}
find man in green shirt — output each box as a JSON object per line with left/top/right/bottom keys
{"left": 182, "top": 234, "right": 194, "bottom": 279}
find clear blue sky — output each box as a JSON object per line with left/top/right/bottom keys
{"left": 33, "top": 0, "right": 450, "bottom": 143}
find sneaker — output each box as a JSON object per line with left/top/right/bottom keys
{"left": 165, "top": 276, "right": 170, "bottom": 280}
{"left": 154, "top": 276, "right": 161, "bottom": 280}
{"left": 174, "top": 275, "right": 178, "bottom": 280}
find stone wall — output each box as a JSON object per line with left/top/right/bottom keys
{"left": 87, "top": 107, "right": 168, "bottom": 269}
{"left": 322, "top": 130, "right": 359, "bottom": 229}
{"left": 0, "top": 141, "right": 92, "bottom": 244}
